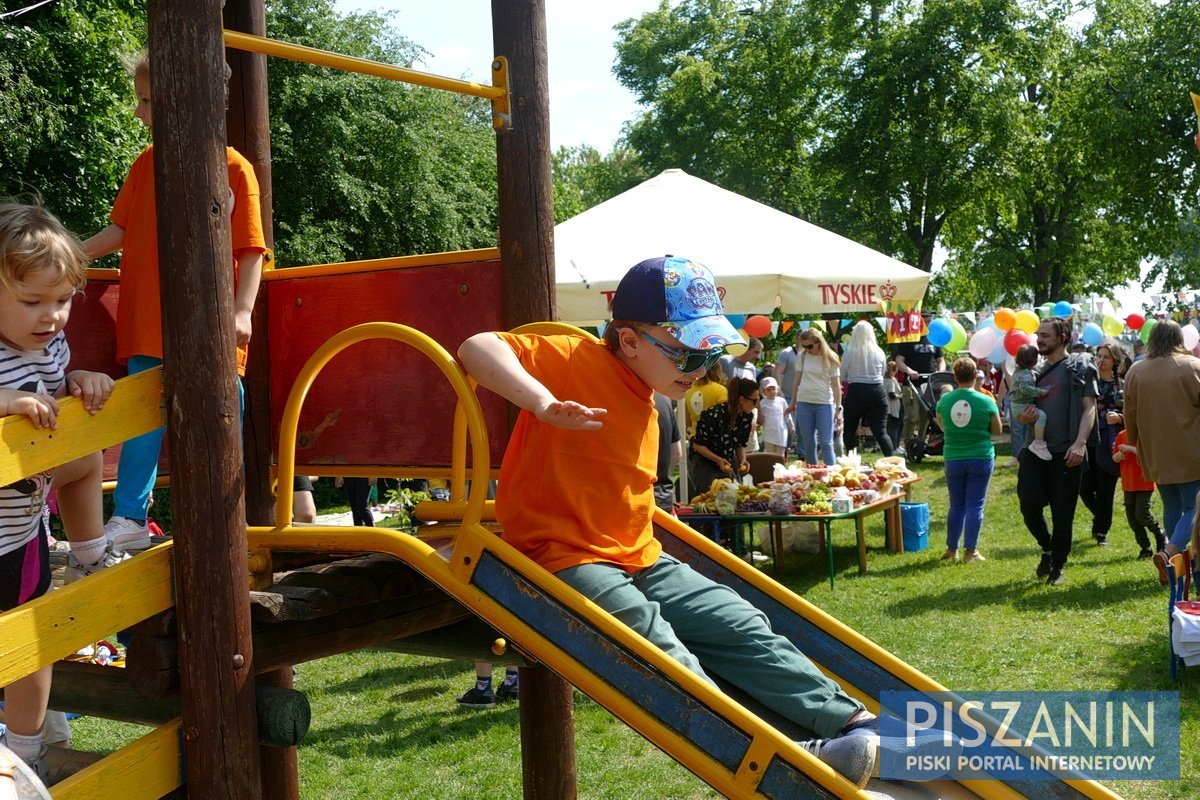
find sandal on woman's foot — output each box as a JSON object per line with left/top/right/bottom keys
{"left": 963, "top": 550, "right": 986, "bottom": 563}
{"left": 941, "top": 549, "right": 958, "bottom": 561}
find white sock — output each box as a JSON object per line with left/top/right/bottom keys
{"left": 4, "top": 728, "right": 45, "bottom": 765}
{"left": 69, "top": 536, "right": 108, "bottom": 564}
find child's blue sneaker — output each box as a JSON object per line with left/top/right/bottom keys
{"left": 456, "top": 686, "right": 496, "bottom": 709}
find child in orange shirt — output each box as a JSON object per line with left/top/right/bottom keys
{"left": 0, "top": 200, "right": 115, "bottom": 781}
{"left": 459, "top": 256, "right": 949, "bottom": 787}
{"left": 1112, "top": 428, "right": 1164, "bottom": 559}
{"left": 83, "top": 53, "right": 266, "bottom": 552}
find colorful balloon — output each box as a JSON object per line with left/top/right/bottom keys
{"left": 969, "top": 328, "right": 996, "bottom": 360}
{"left": 1126, "top": 313, "right": 1146, "bottom": 331}
{"left": 1100, "top": 314, "right": 1124, "bottom": 336}
{"left": 1052, "top": 300, "right": 1074, "bottom": 319}
{"left": 1005, "top": 328, "right": 1031, "bottom": 356}
{"left": 1139, "top": 318, "right": 1156, "bottom": 343}
{"left": 1081, "top": 321, "right": 1104, "bottom": 347}
{"left": 1013, "top": 309, "right": 1040, "bottom": 334}
{"left": 989, "top": 329, "right": 1010, "bottom": 364}
{"left": 726, "top": 314, "right": 746, "bottom": 330}
{"left": 744, "top": 314, "right": 772, "bottom": 339}
{"left": 993, "top": 308, "right": 1016, "bottom": 331}
{"left": 927, "top": 318, "right": 952, "bottom": 347}
{"left": 1037, "top": 303, "right": 1054, "bottom": 319}
{"left": 1184, "top": 324, "right": 1200, "bottom": 352}
{"left": 946, "top": 318, "right": 968, "bottom": 353}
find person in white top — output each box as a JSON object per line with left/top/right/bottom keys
{"left": 757, "top": 377, "right": 793, "bottom": 456}
{"left": 786, "top": 327, "right": 841, "bottom": 465}
{"left": 839, "top": 321, "right": 895, "bottom": 456}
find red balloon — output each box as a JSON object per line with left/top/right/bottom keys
{"left": 744, "top": 314, "right": 772, "bottom": 338}
{"left": 1004, "top": 328, "right": 1031, "bottom": 356}
{"left": 1126, "top": 313, "right": 1146, "bottom": 331}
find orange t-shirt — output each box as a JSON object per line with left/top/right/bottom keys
{"left": 1113, "top": 429, "right": 1154, "bottom": 492}
{"left": 110, "top": 146, "right": 266, "bottom": 375}
{"left": 494, "top": 332, "right": 662, "bottom": 574}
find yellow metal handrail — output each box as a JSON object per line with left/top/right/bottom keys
{"left": 223, "top": 30, "right": 511, "bottom": 129}
{"left": 272, "top": 322, "right": 490, "bottom": 530}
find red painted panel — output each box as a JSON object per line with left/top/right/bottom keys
{"left": 266, "top": 261, "right": 509, "bottom": 468}
{"left": 63, "top": 277, "right": 170, "bottom": 481}
{"left": 64, "top": 278, "right": 121, "bottom": 378}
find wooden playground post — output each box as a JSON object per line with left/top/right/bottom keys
{"left": 223, "top": 3, "right": 299, "bottom": 799}
{"left": 146, "top": 1, "right": 262, "bottom": 797}
{"left": 492, "top": 2, "right": 577, "bottom": 798}
{"left": 224, "top": 0, "right": 277, "bottom": 531}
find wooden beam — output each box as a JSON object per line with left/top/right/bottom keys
{"left": 224, "top": 0, "right": 276, "bottom": 533}
{"left": 491, "top": 3, "right": 576, "bottom": 798}
{"left": 146, "top": 2, "right": 262, "bottom": 796}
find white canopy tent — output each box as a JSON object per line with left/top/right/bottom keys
{"left": 554, "top": 168, "right": 930, "bottom": 322}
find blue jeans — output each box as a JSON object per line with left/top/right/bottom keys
{"left": 556, "top": 554, "right": 861, "bottom": 738}
{"left": 944, "top": 458, "right": 994, "bottom": 551}
{"left": 1157, "top": 480, "right": 1200, "bottom": 550}
{"left": 113, "top": 355, "right": 245, "bottom": 520}
{"left": 1007, "top": 398, "right": 1027, "bottom": 456}
{"left": 795, "top": 402, "right": 836, "bottom": 466}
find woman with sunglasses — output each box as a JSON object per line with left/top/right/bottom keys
{"left": 689, "top": 378, "right": 760, "bottom": 498}
{"left": 786, "top": 328, "right": 842, "bottom": 466}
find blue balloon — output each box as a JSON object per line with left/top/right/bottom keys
{"left": 726, "top": 314, "right": 746, "bottom": 329}
{"left": 1053, "top": 300, "right": 1073, "bottom": 319}
{"left": 926, "top": 318, "right": 952, "bottom": 347}
{"left": 989, "top": 331, "right": 1009, "bottom": 365}
{"left": 1081, "top": 321, "right": 1104, "bottom": 347}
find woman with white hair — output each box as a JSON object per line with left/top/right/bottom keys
{"left": 840, "top": 320, "right": 895, "bottom": 455}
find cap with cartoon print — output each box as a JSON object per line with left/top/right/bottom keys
{"left": 611, "top": 256, "right": 745, "bottom": 351}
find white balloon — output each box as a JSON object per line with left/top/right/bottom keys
{"left": 969, "top": 328, "right": 996, "bottom": 360}
{"left": 1183, "top": 323, "right": 1200, "bottom": 352}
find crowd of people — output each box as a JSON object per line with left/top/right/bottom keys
{"left": 669, "top": 308, "right": 1200, "bottom": 592}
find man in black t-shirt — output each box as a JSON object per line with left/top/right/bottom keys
{"left": 891, "top": 335, "right": 945, "bottom": 450}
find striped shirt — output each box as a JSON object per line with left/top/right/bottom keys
{"left": 0, "top": 333, "right": 69, "bottom": 556}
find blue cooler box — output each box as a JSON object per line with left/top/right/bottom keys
{"left": 900, "top": 502, "right": 930, "bottom": 552}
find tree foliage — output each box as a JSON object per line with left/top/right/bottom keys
{"left": 611, "top": 0, "right": 1200, "bottom": 307}
{"left": 551, "top": 144, "right": 647, "bottom": 223}
{"left": 0, "top": 0, "right": 146, "bottom": 237}
{"left": 265, "top": 0, "right": 498, "bottom": 266}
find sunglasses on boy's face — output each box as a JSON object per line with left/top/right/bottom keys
{"left": 635, "top": 329, "right": 725, "bottom": 374}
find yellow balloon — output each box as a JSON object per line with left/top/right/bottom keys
{"left": 1014, "top": 309, "right": 1040, "bottom": 334}
{"left": 1101, "top": 314, "right": 1124, "bottom": 336}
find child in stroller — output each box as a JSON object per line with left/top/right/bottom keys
{"left": 904, "top": 372, "right": 956, "bottom": 462}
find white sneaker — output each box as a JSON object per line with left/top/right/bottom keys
{"left": 64, "top": 545, "right": 129, "bottom": 583}
{"left": 1027, "top": 440, "right": 1052, "bottom": 461}
{"left": 103, "top": 516, "right": 152, "bottom": 553}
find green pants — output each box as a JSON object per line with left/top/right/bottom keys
{"left": 557, "top": 554, "right": 861, "bottom": 738}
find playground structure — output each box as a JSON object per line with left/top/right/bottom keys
{"left": 0, "top": 2, "right": 1129, "bottom": 799}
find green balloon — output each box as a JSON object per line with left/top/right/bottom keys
{"left": 1139, "top": 318, "right": 1156, "bottom": 343}
{"left": 946, "top": 318, "right": 969, "bottom": 353}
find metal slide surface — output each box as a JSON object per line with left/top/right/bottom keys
{"left": 390, "top": 514, "right": 1118, "bottom": 800}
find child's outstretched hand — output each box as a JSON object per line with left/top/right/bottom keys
{"left": 0, "top": 389, "right": 59, "bottom": 429}
{"left": 67, "top": 370, "right": 116, "bottom": 414}
{"left": 536, "top": 399, "right": 607, "bottom": 430}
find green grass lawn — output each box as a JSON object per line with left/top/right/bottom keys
{"left": 72, "top": 452, "right": 1197, "bottom": 798}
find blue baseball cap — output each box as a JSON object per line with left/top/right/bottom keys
{"left": 611, "top": 256, "right": 746, "bottom": 351}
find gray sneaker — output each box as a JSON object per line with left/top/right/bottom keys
{"left": 797, "top": 732, "right": 877, "bottom": 788}
{"left": 63, "top": 545, "right": 128, "bottom": 583}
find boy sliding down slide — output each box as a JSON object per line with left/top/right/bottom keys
{"left": 459, "top": 256, "right": 950, "bottom": 787}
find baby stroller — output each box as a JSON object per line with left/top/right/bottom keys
{"left": 904, "top": 371, "right": 956, "bottom": 463}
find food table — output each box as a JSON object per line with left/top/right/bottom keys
{"left": 680, "top": 457, "right": 919, "bottom": 589}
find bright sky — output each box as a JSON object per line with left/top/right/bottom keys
{"left": 332, "top": 0, "right": 663, "bottom": 153}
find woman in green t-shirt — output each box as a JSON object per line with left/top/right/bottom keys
{"left": 935, "top": 357, "right": 1003, "bottom": 562}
